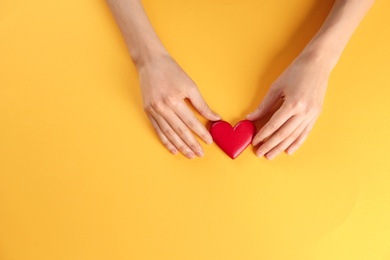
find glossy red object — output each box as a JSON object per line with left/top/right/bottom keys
{"left": 210, "top": 120, "right": 256, "bottom": 159}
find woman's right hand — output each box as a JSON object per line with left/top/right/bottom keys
{"left": 138, "top": 54, "right": 221, "bottom": 159}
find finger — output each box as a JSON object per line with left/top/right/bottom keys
{"left": 155, "top": 108, "right": 204, "bottom": 158}
{"left": 252, "top": 102, "right": 294, "bottom": 146}
{"left": 263, "top": 120, "right": 309, "bottom": 160}
{"left": 151, "top": 111, "right": 196, "bottom": 159}
{"left": 188, "top": 88, "right": 221, "bottom": 121}
{"left": 164, "top": 111, "right": 205, "bottom": 157}
{"left": 255, "top": 115, "right": 304, "bottom": 158}
{"left": 175, "top": 101, "right": 213, "bottom": 145}
{"left": 286, "top": 120, "right": 316, "bottom": 155}
{"left": 246, "top": 87, "right": 281, "bottom": 120}
{"left": 147, "top": 115, "right": 177, "bottom": 155}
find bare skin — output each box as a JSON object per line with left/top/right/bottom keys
{"left": 106, "top": 0, "right": 375, "bottom": 159}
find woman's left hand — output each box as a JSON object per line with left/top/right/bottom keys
{"left": 246, "top": 53, "right": 331, "bottom": 160}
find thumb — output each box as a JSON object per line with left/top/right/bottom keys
{"left": 188, "top": 88, "right": 221, "bottom": 121}
{"left": 246, "top": 87, "right": 280, "bottom": 120}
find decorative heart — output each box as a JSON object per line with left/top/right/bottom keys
{"left": 210, "top": 120, "right": 256, "bottom": 159}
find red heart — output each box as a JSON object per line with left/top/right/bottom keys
{"left": 210, "top": 120, "right": 256, "bottom": 159}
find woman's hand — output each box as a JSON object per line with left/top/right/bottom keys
{"left": 245, "top": 0, "right": 375, "bottom": 160}
{"left": 246, "top": 53, "right": 330, "bottom": 160}
{"left": 139, "top": 54, "right": 221, "bottom": 159}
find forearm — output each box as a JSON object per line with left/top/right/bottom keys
{"left": 105, "top": 0, "right": 168, "bottom": 69}
{"left": 299, "top": 0, "right": 375, "bottom": 72}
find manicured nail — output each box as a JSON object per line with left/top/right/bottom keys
{"left": 266, "top": 153, "right": 275, "bottom": 160}
{"left": 287, "top": 149, "right": 294, "bottom": 155}
{"left": 206, "top": 137, "right": 213, "bottom": 145}
{"left": 186, "top": 152, "right": 195, "bottom": 159}
{"left": 195, "top": 150, "right": 204, "bottom": 157}
{"left": 170, "top": 148, "right": 178, "bottom": 155}
{"left": 256, "top": 151, "right": 265, "bottom": 158}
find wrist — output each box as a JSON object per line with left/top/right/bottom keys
{"left": 297, "top": 41, "right": 342, "bottom": 75}
{"left": 130, "top": 43, "right": 170, "bottom": 71}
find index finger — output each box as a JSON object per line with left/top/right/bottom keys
{"left": 253, "top": 102, "right": 294, "bottom": 146}
{"left": 175, "top": 101, "right": 213, "bottom": 145}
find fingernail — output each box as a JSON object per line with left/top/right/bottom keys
{"left": 186, "top": 152, "right": 195, "bottom": 159}
{"left": 206, "top": 137, "right": 213, "bottom": 145}
{"left": 287, "top": 149, "right": 294, "bottom": 155}
{"left": 195, "top": 150, "right": 204, "bottom": 157}
{"left": 266, "top": 153, "right": 275, "bottom": 160}
{"left": 256, "top": 151, "right": 265, "bottom": 158}
{"left": 170, "top": 148, "right": 178, "bottom": 155}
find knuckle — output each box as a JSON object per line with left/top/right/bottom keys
{"left": 162, "top": 128, "right": 174, "bottom": 138}
{"left": 151, "top": 100, "right": 165, "bottom": 113}
{"left": 273, "top": 132, "right": 284, "bottom": 141}
{"left": 291, "top": 99, "right": 307, "bottom": 112}
{"left": 303, "top": 105, "right": 313, "bottom": 114}
{"left": 176, "top": 127, "right": 186, "bottom": 137}
{"left": 188, "top": 143, "right": 199, "bottom": 152}
{"left": 186, "top": 119, "right": 197, "bottom": 130}
{"left": 177, "top": 145, "right": 187, "bottom": 153}
{"left": 304, "top": 102, "right": 318, "bottom": 114}
{"left": 163, "top": 96, "right": 179, "bottom": 108}
{"left": 266, "top": 123, "right": 277, "bottom": 131}
{"left": 143, "top": 103, "right": 153, "bottom": 114}
{"left": 289, "top": 131, "right": 301, "bottom": 141}
{"left": 275, "top": 128, "right": 289, "bottom": 139}
{"left": 291, "top": 99, "right": 322, "bottom": 115}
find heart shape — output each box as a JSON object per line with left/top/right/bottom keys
{"left": 210, "top": 120, "right": 256, "bottom": 159}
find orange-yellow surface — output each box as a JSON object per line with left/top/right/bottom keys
{"left": 1, "top": 0, "right": 390, "bottom": 259}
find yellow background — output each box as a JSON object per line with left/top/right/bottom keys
{"left": 1, "top": 0, "right": 390, "bottom": 259}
